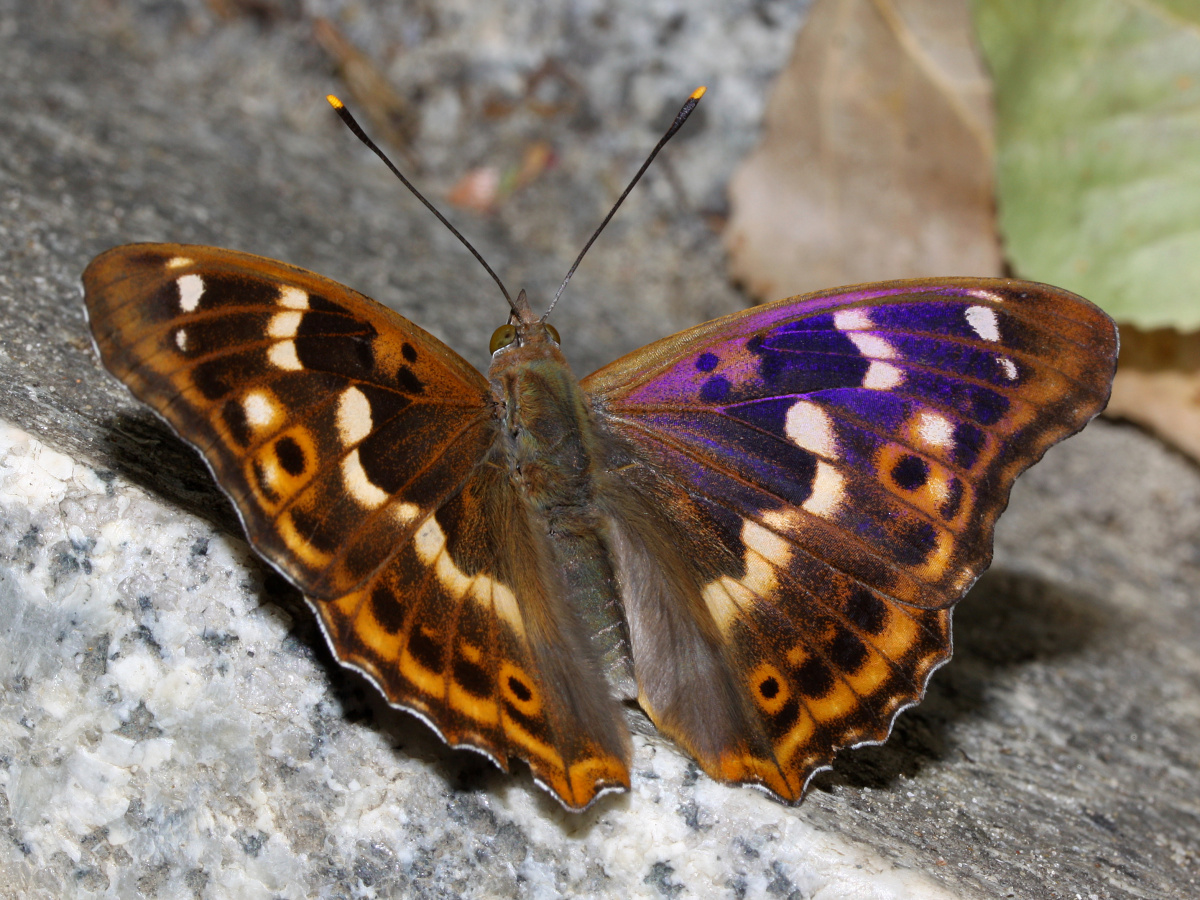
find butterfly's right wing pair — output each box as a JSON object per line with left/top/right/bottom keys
{"left": 584, "top": 278, "right": 1118, "bottom": 799}
{"left": 84, "top": 243, "right": 630, "bottom": 811}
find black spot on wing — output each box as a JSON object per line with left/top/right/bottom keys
{"left": 222, "top": 398, "right": 252, "bottom": 448}
{"left": 749, "top": 327, "right": 873, "bottom": 395}
{"left": 293, "top": 299, "right": 378, "bottom": 378}
{"left": 407, "top": 626, "right": 445, "bottom": 674}
{"left": 892, "top": 519, "right": 940, "bottom": 567}
{"left": 891, "top": 455, "right": 930, "bottom": 491}
{"left": 699, "top": 375, "right": 730, "bottom": 403}
{"left": 453, "top": 656, "right": 491, "bottom": 698}
{"left": 952, "top": 422, "right": 985, "bottom": 469}
{"left": 758, "top": 675, "right": 780, "bottom": 700}
{"left": 288, "top": 505, "right": 340, "bottom": 555}
{"left": 275, "top": 435, "right": 305, "bottom": 477}
{"left": 357, "top": 384, "right": 412, "bottom": 425}
{"left": 796, "top": 656, "right": 833, "bottom": 698}
{"left": 395, "top": 365, "right": 425, "bottom": 394}
{"left": 369, "top": 582, "right": 406, "bottom": 634}
{"left": 844, "top": 588, "right": 888, "bottom": 635}
{"left": 507, "top": 674, "right": 533, "bottom": 703}
{"left": 828, "top": 628, "right": 868, "bottom": 674}
{"left": 763, "top": 696, "right": 801, "bottom": 740}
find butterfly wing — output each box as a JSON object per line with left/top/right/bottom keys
{"left": 84, "top": 243, "right": 630, "bottom": 809}
{"left": 582, "top": 277, "right": 1118, "bottom": 800}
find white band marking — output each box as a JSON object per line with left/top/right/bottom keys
{"left": 342, "top": 449, "right": 389, "bottom": 508}
{"left": 785, "top": 400, "right": 838, "bottom": 459}
{"left": 337, "top": 387, "right": 373, "bottom": 445}
{"left": 177, "top": 274, "right": 204, "bottom": 312}
{"left": 278, "top": 286, "right": 309, "bottom": 309}
{"left": 966, "top": 306, "right": 1001, "bottom": 342}
{"left": 268, "top": 341, "right": 302, "bottom": 370}
{"left": 803, "top": 461, "right": 844, "bottom": 517}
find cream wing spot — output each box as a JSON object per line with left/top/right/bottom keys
{"left": 743, "top": 520, "right": 791, "bottom": 575}
{"left": 762, "top": 508, "right": 803, "bottom": 533}
{"left": 803, "top": 461, "right": 844, "bottom": 517}
{"left": 863, "top": 361, "right": 904, "bottom": 390}
{"left": 916, "top": 411, "right": 954, "bottom": 449}
{"left": 966, "top": 305, "right": 1001, "bottom": 342}
{"left": 926, "top": 471, "right": 951, "bottom": 506}
{"left": 739, "top": 519, "right": 790, "bottom": 599}
{"left": 278, "top": 286, "right": 309, "bottom": 309}
{"left": 174, "top": 329, "right": 188, "bottom": 352}
{"left": 177, "top": 274, "right": 204, "bottom": 313}
{"left": 785, "top": 400, "right": 838, "bottom": 459}
{"left": 268, "top": 341, "right": 303, "bottom": 371}
{"left": 997, "top": 356, "right": 1018, "bottom": 381}
{"left": 337, "top": 387, "right": 374, "bottom": 445}
{"left": 342, "top": 449, "right": 389, "bottom": 508}
{"left": 833, "top": 309, "right": 873, "bottom": 331}
{"left": 165, "top": 256, "right": 193, "bottom": 270}
{"left": 392, "top": 501, "right": 421, "bottom": 525}
{"left": 268, "top": 310, "right": 303, "bottom": 339}
{"left": 242, "top": 390, "right": 278, "bottom": 428}
{"left": 413, "top": 517, "right": 525, "bottom": 637}
{"left": 473, "top": 580, "right": 522, "bottom": 639}
{"left": 702, "top": 577, "right": 754, "bottom": 634}
{"left": 846, "top": 332, "right": 895, "bottom": 360}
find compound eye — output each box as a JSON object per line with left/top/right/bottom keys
{"left": 544, "top": 323, "right": 561, "bottom": 344}
{"left": 490, "top": 324, "right": 518, "bottom": 354}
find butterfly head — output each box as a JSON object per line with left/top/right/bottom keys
{"left": 489, "top": 289, "right": 561, "bottom": 355}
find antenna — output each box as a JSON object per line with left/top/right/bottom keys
{"left": 325, "top": 94, "right": 517, "bottom": 314}
{"left": 543, "top": 86, "right": 706, "bottom": 320}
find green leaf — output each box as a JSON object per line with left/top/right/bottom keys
{"left": 973, "top": 0, "right": 1200, "bottom": 329}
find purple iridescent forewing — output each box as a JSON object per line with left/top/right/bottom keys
{"left": 582, "top": 278, "right": 1117, "bottom": 800}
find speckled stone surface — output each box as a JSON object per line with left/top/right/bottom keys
{"left": 2, "top": 1, "right": 1199, "bottom": 898}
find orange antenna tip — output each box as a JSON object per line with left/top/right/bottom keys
{"left": 691, "top": 86, "right": 707, "bottom": 100}
{"left": 326, "top": 94, "right": 344, "bottom": 109}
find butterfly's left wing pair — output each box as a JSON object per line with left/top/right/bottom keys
{"left": 582, "top": 279, "right": 1117, "bottom": 798}
{"left": 84, "top": 244, "right": 630, "bottom": 810}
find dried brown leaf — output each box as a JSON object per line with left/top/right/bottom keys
{"left": 725, "top": 0, "right": 1000, "bottom": 300}
{"left": 1106, "top": 327, "right": 1200, "bottom": 463}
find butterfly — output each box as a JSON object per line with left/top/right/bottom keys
{"left": 82, "top": 93, "right": 1118, "bottom": 812}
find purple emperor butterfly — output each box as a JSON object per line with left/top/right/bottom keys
{"left": 83, "top": 91, "right": 1118, "bottom": 811}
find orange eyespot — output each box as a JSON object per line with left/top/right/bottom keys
{"left": 489, "top": 324, "right": 518, "bottom": 354}
{"left": 544, "top": 323, "right": 560, "bottom": 344}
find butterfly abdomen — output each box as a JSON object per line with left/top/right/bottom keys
{"left": 488, "top": 340, "right": 638, "bottom": 696}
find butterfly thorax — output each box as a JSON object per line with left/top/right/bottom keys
{"left": 487, "top": 332, "right": 638, "bottom": 697}
{"left": 489, "top": 335, "right": 590, "bottom": 507}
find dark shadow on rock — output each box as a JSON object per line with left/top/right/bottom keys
{"left": 812, "top": 567, "right": 1112, "bottom": 793}
{"left": 97, "top": 409, "right": 243, "bottom": 535}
